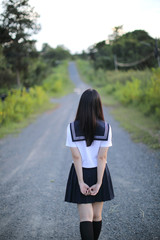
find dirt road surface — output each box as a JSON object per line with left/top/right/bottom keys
{"left": 0, "top": 62, "right": 160, "bottom": 240}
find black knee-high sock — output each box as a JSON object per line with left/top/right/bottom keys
{"left": 80, "top": 221, "right": 94, "bottom": 240}
{"left": 93, "top": 220, "right": 102, "bottom": 240}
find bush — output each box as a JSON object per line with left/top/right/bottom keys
{"left": 43, "top": 74, "right": 63, "bottom": 93}
{"left": 141, "top": 68, "right": 160, "bottom": 116}
{"left": 76, "top": 59, "right": 160, "bottom": 121}
{"left": 114, "top": 78, "right": 141, "bottom": 105}
{"left": 114, "top": 68, "right": 160, "bottom": 119}
{"left": 0, "top": 86, "right": 49, "bottom": 125}
{"left": 42, "top": 61, "right": 72, "bottom": 95}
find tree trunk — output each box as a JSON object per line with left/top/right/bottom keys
{"left": 16, "top": 69, "right": 21, "bottom": 87}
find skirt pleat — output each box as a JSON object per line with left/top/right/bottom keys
{"left": 65, "top": 163, "right": 114, "bottom": 204}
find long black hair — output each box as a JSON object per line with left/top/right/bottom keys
{"left": 75, "top": 89, "right": 104, "bottom": 146}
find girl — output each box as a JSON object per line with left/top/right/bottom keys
{"left": 65, "top": 89, "right": 114, "bottom": 240}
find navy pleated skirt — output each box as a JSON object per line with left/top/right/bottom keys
{"left": 65, "top": 163, "right": 114, "bottom": 204}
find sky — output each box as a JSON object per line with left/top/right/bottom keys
{"left": 2, "top": 0, "right": 160, "bottom": 53}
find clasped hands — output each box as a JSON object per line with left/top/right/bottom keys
{"left": 79, "top": 182, "right": 101, "bottom": 196}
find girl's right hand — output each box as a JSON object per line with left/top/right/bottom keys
{"left": 89, "top": 183, "right": 101, "bottom": 196}
{"left": 79, "top": 182, "right": 90, "bottom": 195}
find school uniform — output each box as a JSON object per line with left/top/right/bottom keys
{"left": 65, "top": 120, "right": 114, "bottom": 204}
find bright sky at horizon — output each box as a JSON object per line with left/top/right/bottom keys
{"left": 2, "top": 0, "right": 160, "bottom": 53}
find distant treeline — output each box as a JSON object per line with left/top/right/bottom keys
{"left": 76, "top": 26, "right": 160, "bottom": 70}
{"left": 77, "top": 59, "right": 160, "bottom": 121}
{"left": 0, "top": 43, "right": 71, "bottom": 92}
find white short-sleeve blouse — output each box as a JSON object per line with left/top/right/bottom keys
{"left": 66, "top": 123, "right": 112, "bottom": 168}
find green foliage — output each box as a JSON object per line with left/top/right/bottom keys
{"left": 0, "top": 86, "right": 49, "bottom": 125}
{"left": 114, "top": 78, "right": 141, "bottom": 105}
{"left": 77, "top": 59, "right": 160, "bottom": 121}
{"left": 23, "top": 57, "right": 49, "bottom": 87}
{"left": 0, "top": 42, "right": 71, "bottom": 90}
{"left": 76, "top": 59, "right": 96, "bottom": 83}
{"left": 77, "top": 59, "right": 160, "bottom": 148}
{"left": 0, "top": 61, "right": 74, "bottom": 138}
{"left": 42, "top": 61, "right": 73, "bottom": 96}
{"left": 0, "top": 45, "right": 16, "bottom": 89}
{"left": 113, "top": 69, "right": 160, "bottom": 119}
{"left": 87, "top": 28, "right": 158, "bottom": 70}
{"left": 142, "top": 68, "right": 160, "bottom": 117}
{"left": 43, "top": 76, "right": 63, "bottom": 94}
{"left": 0, "top": 0, "right": 40, "bottom": 86}
{"left": 41, "top": 43, "right": 71, "bottom": 67}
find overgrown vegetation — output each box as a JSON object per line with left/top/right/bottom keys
{"left": 42, "top": 61, "right": 74, "bottom": 97}
{"left": 76, "top": 59, "right": 160, "bottom": 149}
{"left": 78, "top": 26, "right": 159, "bottom": 70}
{"left": 0, "top": 86, "right": 49, "bottom": 125}
{"left": 0, "top": 42, "right": 71, "bottom": 92}
{"left": 0, "top": 0, "right": 71, "bottom": 91}
{"left": 0, "top": 61, "right": 73, "bottom": 138}
{"left": 0, "top": 0, "right": 73, "bottom": 138}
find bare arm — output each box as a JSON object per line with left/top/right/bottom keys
{"left": 97, "top": 147, "right": 108, "bottom": 185}
{"left": 70, "top": 147, "right": 90, "bottom": 195}
{"left": 90, "top": 147, "right": 109, "bottom": 195}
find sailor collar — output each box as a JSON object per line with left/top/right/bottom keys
{"left": 70, "top": 120, "right": 109, "bottom": 142}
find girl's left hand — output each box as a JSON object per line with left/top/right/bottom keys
{"left": 89, "top": 183, "right": 101, "bottom": 196}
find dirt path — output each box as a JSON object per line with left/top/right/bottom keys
{"left": 0, "top": 62, "right": 159, "bottom": 240}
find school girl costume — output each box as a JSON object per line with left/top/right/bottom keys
{"left": 65, "top": 120, "right": 114, "bottom": 204}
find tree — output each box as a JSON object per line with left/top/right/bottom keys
{"left": 112, "top": 30, "right": 156, "bottom": 69}
{"left": 88, "top": 41, "right": 114, "bottom": 69}
{"left": 88, "top": 28, "right": 157, "bottom": 70}
{"left": 0, "top": 0, "right": 40, "bottom": 87}
{"left": 0, "top": 44, "right": 16, "bottom": 90}
{"left": 108, "top": 25, "right": 123, "bottom": 42}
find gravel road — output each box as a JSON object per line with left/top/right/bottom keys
{"left": 0, "top": 62, "right": 160, "bottom": 240}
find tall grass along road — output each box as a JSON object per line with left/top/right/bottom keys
{"left": 0, "top": 62, "right": 160, "bottom": 240}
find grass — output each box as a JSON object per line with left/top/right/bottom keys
{"left": 42, "top": 61, "right": 74, "bottom": 98}
{"left": 98, "top": 87, "right": 160, "bottom": 149}
{"left": 47, "top": 79, "right": 74, "bottom": 98}
{"left": 0, "top": 101, "right": 57, "bottom": 139}
{"left": 112, "top": 107, "right": 159, "bottom": 149}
